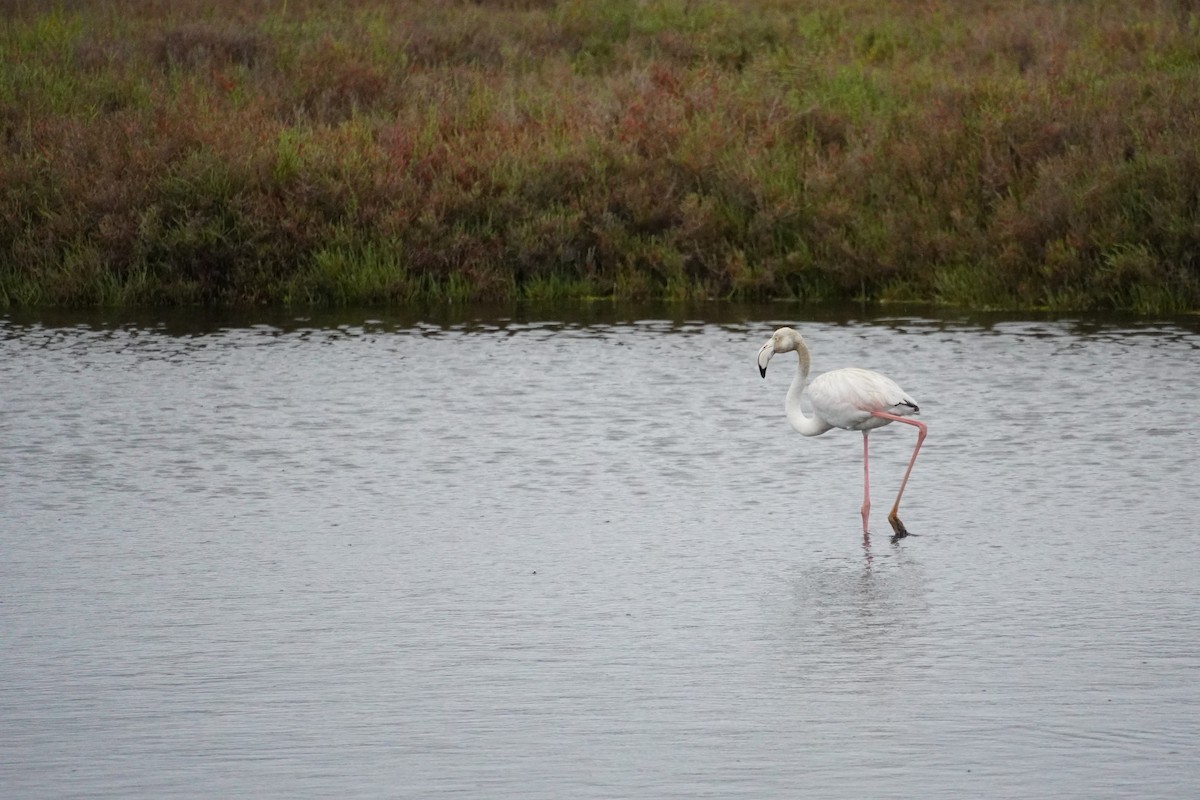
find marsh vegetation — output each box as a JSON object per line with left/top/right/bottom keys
{"left": 2, "top": 0, "right": 1198, "bottom": 309}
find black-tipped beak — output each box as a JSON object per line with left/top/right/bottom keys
{"left": 756, "top": 340, "right": 773, "bottom": 377}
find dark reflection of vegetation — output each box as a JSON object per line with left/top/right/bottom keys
{"left": 2, "top": 0, "right": 1198, "bottom": 311}
{"left": 7, "top": 302, "right": 1200, "bottom": 341}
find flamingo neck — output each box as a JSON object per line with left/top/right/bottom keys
{"left": 785, "top": 344, "right": 831, "bottom": 437}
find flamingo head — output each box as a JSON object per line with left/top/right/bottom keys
{"left": 757, "top": 327, "right": 802, "bottom": 377}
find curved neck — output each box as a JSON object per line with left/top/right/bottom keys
{"left": 785, "top": 344, "right": 831, "bottom": 437}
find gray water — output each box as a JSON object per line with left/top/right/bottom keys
{"left": 3, "top": 306, "right": 1199, "bottom": 799}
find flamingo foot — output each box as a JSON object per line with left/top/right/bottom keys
{"left": 887, "top": 512, "right": 914, "bottom": 542}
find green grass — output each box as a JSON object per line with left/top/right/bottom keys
{"left": 1, "top": 0, "right": 1199, "bottom": 311}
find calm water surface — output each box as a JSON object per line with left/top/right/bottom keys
{"left": 2, "top": 306, "right": 1199, "bottom": 799}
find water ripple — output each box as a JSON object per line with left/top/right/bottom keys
{"left": 2, "top": 310, "right": 1199, "bottom": 799}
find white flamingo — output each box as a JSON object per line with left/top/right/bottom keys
{"left": 757, "top": 327, "right": 927, "bottom": 538}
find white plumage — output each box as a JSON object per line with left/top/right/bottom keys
{"left": 757, "top": 327, "right": 927, "bottom": 539}
{"left": 807, "top": 367, "right": 919, "bottom": 432}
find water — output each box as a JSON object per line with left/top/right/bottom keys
{"left": 3, "top": 306, "right": 1199, "bottom": 799}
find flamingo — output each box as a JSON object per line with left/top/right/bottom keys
{"left": 757, "top": 327, "right": 927, "bottom": 539}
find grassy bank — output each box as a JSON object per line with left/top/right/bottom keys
{"left": 2, "top": 0, "right": 1199, "bottom": 310}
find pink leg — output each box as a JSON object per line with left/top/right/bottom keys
{"left": 861, "top": 431, "right": 871, "bottom": 534}
{"left": 869, "top": 412, "right": 928, "bottom": 537}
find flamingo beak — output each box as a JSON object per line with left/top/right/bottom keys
{"left": 757, "top": 341, "right": 773, "bottom": 378}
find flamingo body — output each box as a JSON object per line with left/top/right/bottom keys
{"left": 806, "top": 368, "right": 919, "bottom": 433}
{"left": 757, "top": 327, "right": 927, "bottom": 539}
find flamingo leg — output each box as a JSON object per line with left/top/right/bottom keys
{"left": 860, "top": 431, "right": 871, "bottom": 534}
{"left": 869, "top": 412, "right": 928, "bottom": 539}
